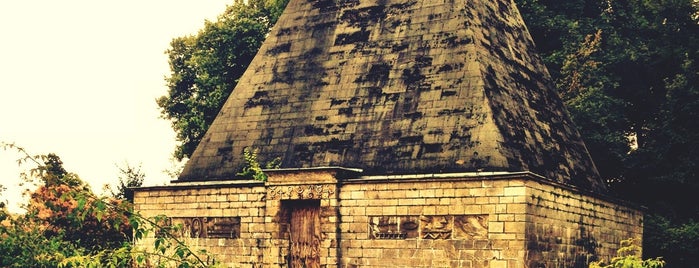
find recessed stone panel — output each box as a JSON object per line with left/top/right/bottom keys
{"left": 421, "top": 215, "right": 453, "bottom": 239}
{"left": 368, "top": 215, "right": 488, "bottom": 240}
{"left": 168, "top": 217, "right": 241, "bottom": 239}
{"left": 453, "top": 215, "right": 488, "bottom": 239}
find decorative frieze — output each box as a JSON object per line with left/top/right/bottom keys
{"left": 267, "top": 184, "right": 335, "bottom": 200}
{"left": 369, "top": 215, "right": 488, "bottom": 240}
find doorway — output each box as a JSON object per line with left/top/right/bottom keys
{"left": 285, "top": 199, "right": 321, "bottom": 268}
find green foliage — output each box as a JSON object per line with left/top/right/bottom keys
{"left": 557, "top": 29, "right": 631, "bottom": 181}
{"left": 236, "top": 147, "right": 279, "bottom": 181}
{"left": 644, "top": 214, "right": 699, "bottom": 266}
{"left": 0, "top": 215, "right": 82, "bottom": 268}
{"left": 1, "top": 143, "right": 218, "bottom": 267}
{"left": 108, "top": 162, "right": 145, "bottom": 202}
{"left": 589, "top": 239, "right": 665, "bottom": 268}
{"left": 157, "top": 0, "right": 290, "bottom": 160}
{"left": 60, "top": 214, "right": 219, "bottom": 268}
{"left": 517, "top": 0, "right": 699, "bottom": 265}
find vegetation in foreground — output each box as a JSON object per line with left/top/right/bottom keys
{"left": 0, "top": 142, "right": 217, "bottom": 267}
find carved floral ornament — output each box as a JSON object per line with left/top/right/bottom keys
{"left": 267, "top": 184, "right": 335, "bottom": 200}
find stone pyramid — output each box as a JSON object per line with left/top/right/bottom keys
{"left": 179, "top": 0, "right": 606, "bottom": 192}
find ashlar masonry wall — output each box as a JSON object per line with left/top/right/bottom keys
{"left": 338, "top": 175, "right": 528, "bottom": 268}
{"left": 133, "top": 169, "right": 642, "bottom": 268}
{"left": 524, "top": 179, "right": 643, "bottom": 268}
{"left": 134, "top": 181, "right": 268, "bottom": 266}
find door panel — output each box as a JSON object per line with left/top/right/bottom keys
{"left": 288, "top": 200, "right": 321, "bottom": 268}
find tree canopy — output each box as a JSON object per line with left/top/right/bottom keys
{"left": 157, "top": 0, "right": 290, "bottom": 160}
{"left": 518, "top": 0, "right": 699, "bottom": 265}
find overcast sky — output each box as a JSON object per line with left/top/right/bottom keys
{"left": 0, "top": 1, "right": 232, "bottom": 212}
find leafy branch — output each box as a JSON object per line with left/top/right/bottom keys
{"left": 589, "top": 238, "right": 665, "bottom": 268}
{"left": 55, "top": 176, "right": 218, "bottom": 267}
{"left": 236, "top": 147, "right": 280, "bottom": 181}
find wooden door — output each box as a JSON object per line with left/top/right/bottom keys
{"left": 288, "top": 200, "right": 321, "bottom": 268}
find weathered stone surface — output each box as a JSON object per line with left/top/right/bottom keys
{"left": 178, "top": 0, "right": 605, "bottom": 193}
{"left": 135, "top": 172, "right": 641, "bottom": 267}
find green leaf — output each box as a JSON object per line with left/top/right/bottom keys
{"left": 76, "top": 196, "right": 87, "bottom": 210}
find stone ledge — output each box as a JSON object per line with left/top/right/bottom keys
{"left": 134, "top": 179, "right": 264, "bottom": 191}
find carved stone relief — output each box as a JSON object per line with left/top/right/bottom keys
{"left": 267, "top": 184, "right": 335, "bottom": 200}
{"left": 368, "top": 215, "right": 488, "bottom": 240}
{"left": 421, "top": 215, "right": 453, "bottom": 239}
{"left": 168, "top": 217, "right": 241, "bottom": 239}
{"left": 454, "top": 215, "right": 488, "bottom": 239}
{"left": 369, "top": 216, "right": 420, "bottom": 239}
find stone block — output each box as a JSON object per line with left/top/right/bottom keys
{"left": 351, "top": 191, "right": 365, "bottom": 199}
{"left": 498, "top": 214, "right": 515, "bottom": 222}
{"left": 504, "top": 222, "right": 525, "bottom": 234}
{"left": 408, "top": 206, "right": 424, "bottom": 215}
{"left": 504, "top": 186, "right": 526, "bottom": 196}
{"left": 464, "top": 204, "right": 482, "bottom": 214}
{"left": 490, "top": 259, "right": 508, "bottom": 268}
{"left": 366, "top": 206, "right": 382, "bottom": 215}
{"left": 489, "top": 221, "right": 504, "bottom": 233}
{"left": 482, "top": 204, "right": 496, "bottom": 214}
{"left": 419, "top": 189, "right": 436, "bottom": 198}
{"left": 499, "top": 196, "right": 514, "bottom": 204}
{"left": 507, "top": 204, "right": 527, "bottom": 214}
{"left": 436, "top": 206, "right": 450, "bottom": 215}
{"left": 470, "top": 188, "right": 486, "bottom": 196}
{"left": 486, "top": 187, "right": 504, "bottom": 196}
{"left": 475, "top": 197, "right": 490, "bottom": 204}
{"left": 382, "top": 206, "right": 397, "bottom": 215}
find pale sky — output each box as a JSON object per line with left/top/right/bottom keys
{"left": 0, "top": 1, "right": 232, "bottom": 212}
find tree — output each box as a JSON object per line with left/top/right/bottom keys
{"left": 1, "top": 143, "right": 218, "bottom": 267}
{"left": 22, "top": 154, "right": 130, "bottom": 252}
{"left": 0, "top": 144, "right": 128, "bottom": 265}
{"left": 556, "top": 29, "right": 631, "bottom": 182}
{"left": 157, "top": 0, "right": 289, "bottom": 160}
{"left": 518, "top": 0, "right": 699, "bottom": 266}
{"left": 108, "top": 162, "right": 145, "bottom": 202}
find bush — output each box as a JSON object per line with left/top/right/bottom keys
{"left": 590, "top": 238, "right": 665, "bottom": 268}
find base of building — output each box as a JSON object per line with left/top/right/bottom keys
{"left": 134, "top": 168, "right": 642, "bottom": 268}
